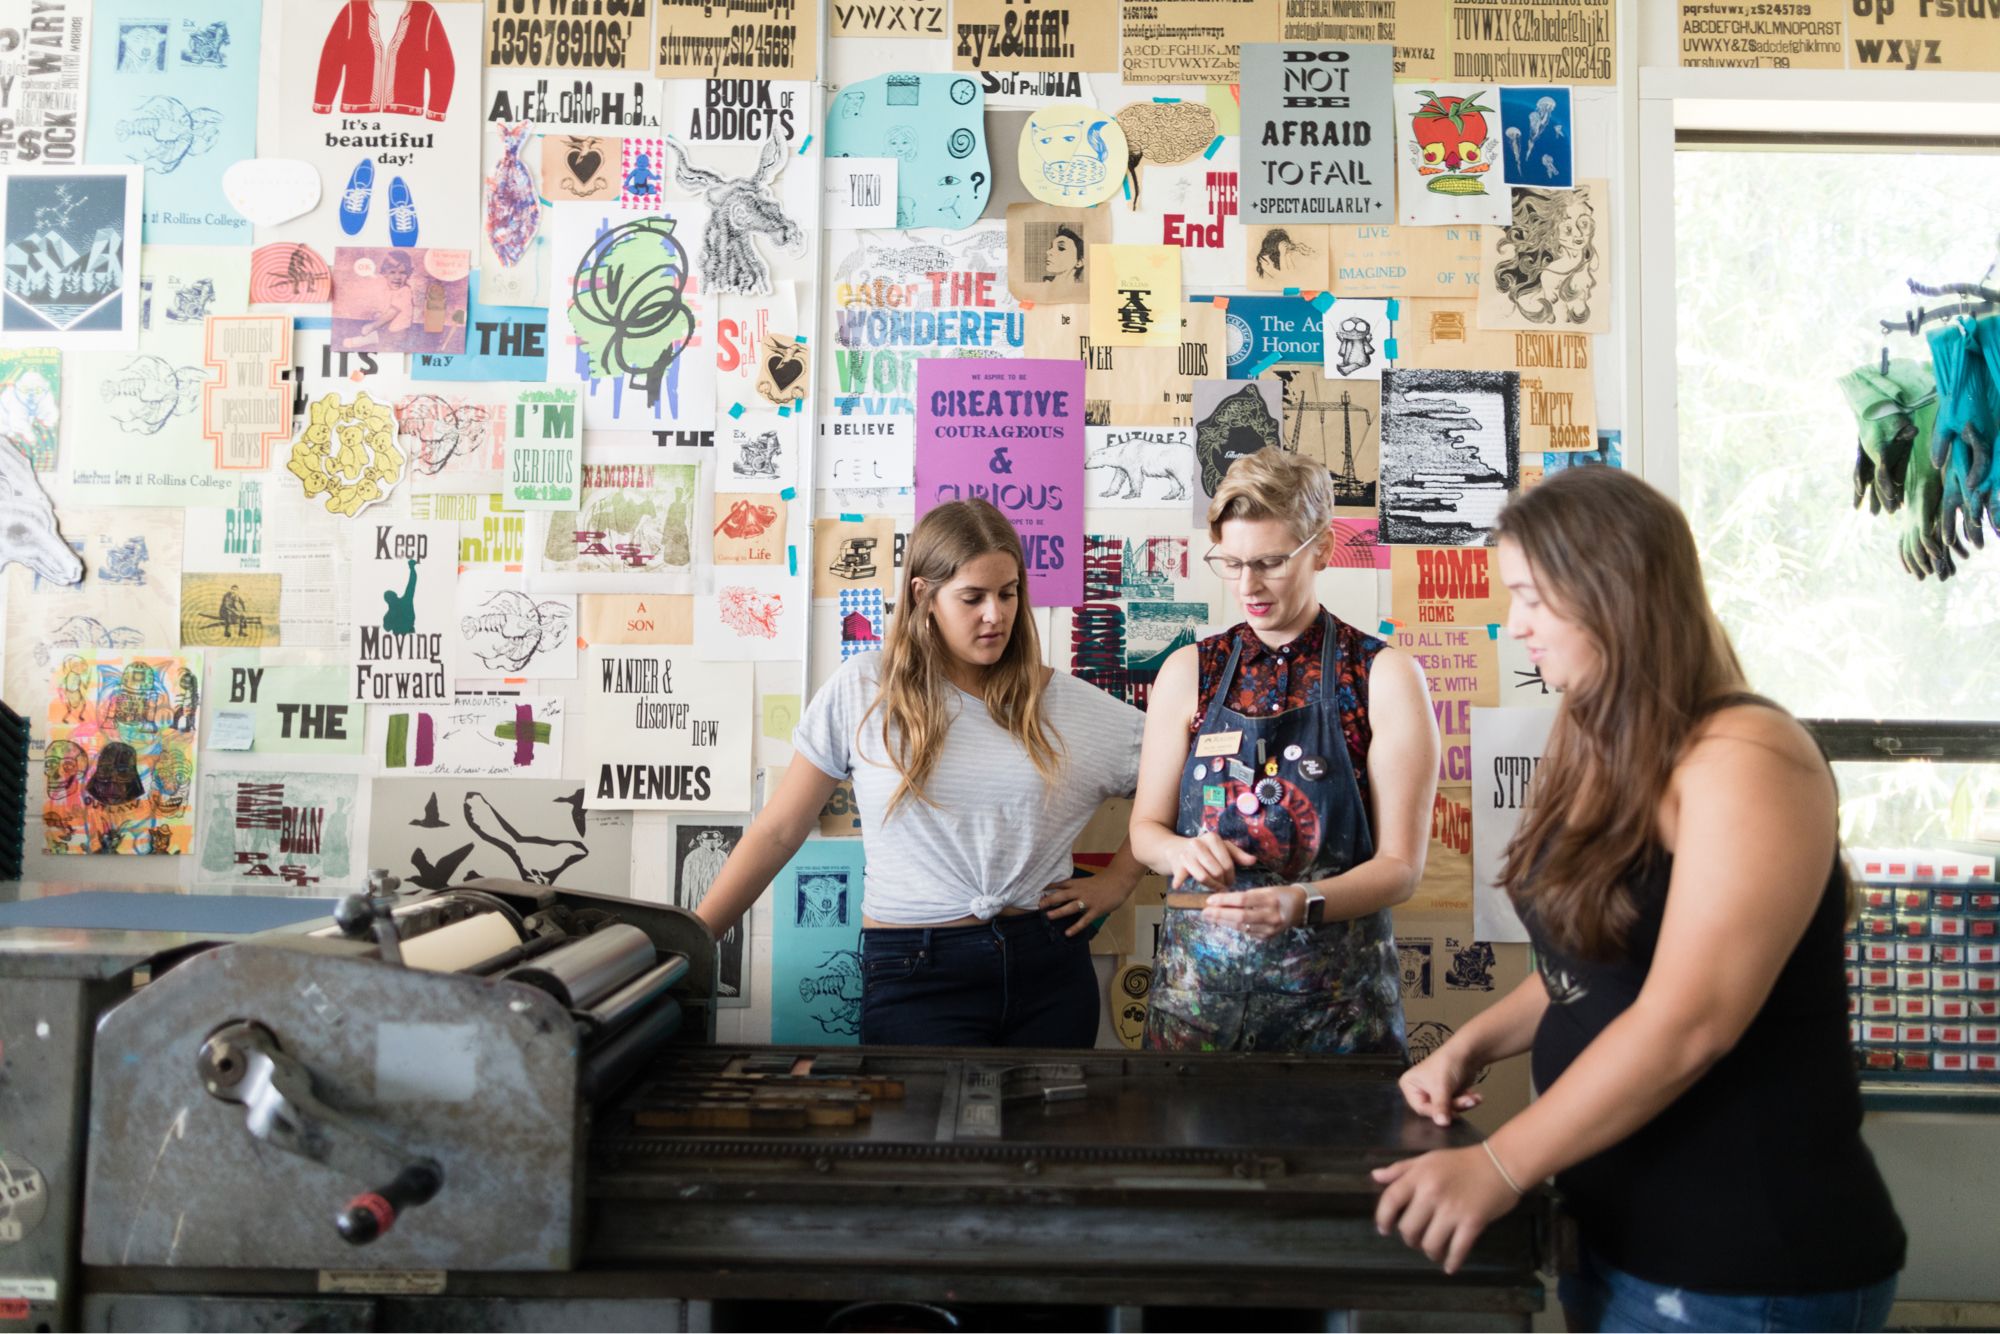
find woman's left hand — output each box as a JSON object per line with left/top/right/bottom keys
{"left": 1371, "top": 1146, "right": 1522, "bottom": 1274}
{"left": 1040, "top": 875, "right": 1134, "bottom": 937}
{"left": 1200, "top": 885, "right": 1307, "bottom": 941}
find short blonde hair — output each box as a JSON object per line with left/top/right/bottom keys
{"left": 1205, "top": 446, "right": 1337, "bottom": 543}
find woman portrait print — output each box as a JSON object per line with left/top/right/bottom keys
{"left": 1492, "top": 188, "right": 1599, "bottom": 326}
{"left": 1041, "top": 225, "right": 1085, "bottom": 285}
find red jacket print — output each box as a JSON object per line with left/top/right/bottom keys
{"left": 313, "top": 1, "right": 456, "bottom": 122}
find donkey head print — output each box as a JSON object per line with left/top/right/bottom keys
{"left": 666, "top": 136, "right": 805, "bottom": 298}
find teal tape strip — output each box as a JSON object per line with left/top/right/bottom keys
{"left": 1283, "top": 286, "right": 1300, "bottom": 297}
{"left": 1310, "top": 292, "right": 1334, "bottom": 312}
{"left": 1189, "top": 293, "right": 1215, "bottom": 302}
{"left": 787, "top": 546, "right": 798, "bottom": 575}
{"left": 1203, "top": 135, "right": 1223, "bottom": 160}
{"left": 1487, "top": 623, "right": 1500, "bottom": 640}
{"left": 796, "top": 334, "right": 808, "bottom": 345}
{"left": 798, "top": 134, "right": 813, "bottom": 156}
{"left": 1386, "top": 298, "right": 1400, "bottom": 320}
{"left": 780, "top": 486, "right": 797, "bottom": 501}
{"left": 777, "top": 405, "right": 791, "bottom": 417}
{"left": 1378, "top": 620, "right": 1396, "bottom": 636}
{"left": 1248, "top": 352, "right": 1281, "bottom": 377}
{"left": 1122, "top": 176, "right": 1131, "bottom": 200}
{"left": 1384, "top": 337, "right": 1398, "bottom": 360}
{"left": 728, "top": 402, "right": 745, "bottom": 419}
{"left": 1153, "top": 96, "right": 1181, "bottom": 103}
{"left": 840, "top": 512, "right": 863, "bottom": 522}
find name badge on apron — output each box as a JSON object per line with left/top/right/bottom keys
{"left": 1195, "top": 730, "right": 1243, "bottom": 758}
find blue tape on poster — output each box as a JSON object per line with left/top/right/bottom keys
{"left": 1203, "top": 136, "right": 1224, "bottom": 160}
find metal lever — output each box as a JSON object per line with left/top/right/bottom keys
{"left": 197, "top": 1022, "right": 444, "bottom": 1245}
{"left": 334, "top": 869, "right": 407, "bottom": 965}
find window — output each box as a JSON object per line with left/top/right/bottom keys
{"left": 1675, "top": 146, "right": 2000, "bottom": 724}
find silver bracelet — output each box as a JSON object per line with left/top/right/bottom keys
{"left": 1483, "top": 1139, "right": 1525, "bottom": 1197}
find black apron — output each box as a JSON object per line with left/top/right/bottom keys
{"left": 1143, "top": 611, "right": 1406, "bottom": 1055}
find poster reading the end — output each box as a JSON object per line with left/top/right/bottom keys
{"left": 915, "top": 358, "right": 1084, "bottom": 607}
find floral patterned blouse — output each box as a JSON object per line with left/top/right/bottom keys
{"left": 1190, "top": 613, "right": 1386, "bottom": 808}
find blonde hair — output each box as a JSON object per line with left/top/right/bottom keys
{"left": 1205, "top": 446, "right": 1337, "bottom": 544}
{"left": 862, "top": 499, "right": 1064, "bottom": 818}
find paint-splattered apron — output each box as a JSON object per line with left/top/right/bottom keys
{"left": 1144, "top": 612, "right": 1406, "bottom": 1055}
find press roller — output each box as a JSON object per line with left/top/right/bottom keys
{"left": 78, "top": 875, "right": 715, "bottom": 1273}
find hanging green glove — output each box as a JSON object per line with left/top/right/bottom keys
{"left": 1900, "top": 391, "right": 1961, "bottom": 580}
{"left": 1839, "top": 360, "right": 1935, "bottom": 515}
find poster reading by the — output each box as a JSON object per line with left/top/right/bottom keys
{"left": 212, "top": 651, "right": 365, "bottom": 755}
{"left": 653, "top": 0, "right": 817, "bottom": 80}
{"left": 1239, "top": 43, "right": 1395, "bottom": 226}
{"left": 584, "top": 648, "right": 753, "bottom": 810}
{"left": 915, "top": 357, "right": 1084, "bottom": 607}
{"left": 349, "top": 519, "right": 455, "bottom": 702}
{"left": 485, "top": 0, "right": 655, "bottom": 70}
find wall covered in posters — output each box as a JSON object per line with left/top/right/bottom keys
{"left": 0, "top": 1, "right": 1634, "bottom": 1071}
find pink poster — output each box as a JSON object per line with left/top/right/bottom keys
{"left": 915, "top": 358, "right": 1085, "bottom": 608}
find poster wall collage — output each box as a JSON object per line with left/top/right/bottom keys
{"left": 0, "top": 0, "right": 1831, "bottom": 1054}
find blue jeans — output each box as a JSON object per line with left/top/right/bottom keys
{"left": 859, "top": 914, "right": 1099, "bottom": 1047}
{"left": 1559, "top": 1248, "right": 1898, "bottom": 1333}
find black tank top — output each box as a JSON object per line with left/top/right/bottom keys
{"left": 1524, "top": 797, "right": 1906, "bottom": 1293}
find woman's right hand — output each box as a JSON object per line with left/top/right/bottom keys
{"left": 1398, "top": 1040, "right": 1485, "bottom": 1127}
{"left": 1164, "top": 832, "right": 1258, "bottom": 891}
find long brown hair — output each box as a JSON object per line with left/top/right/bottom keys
{"left": 1494, "top": 468, "right": 1752, "bottom": 959}
{"left": 862, "top": 499, "right": 1063, "bottom": 818}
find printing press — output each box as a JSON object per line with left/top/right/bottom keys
{"left": 1, "top": 877, "right": 1555, "bottom": 1331}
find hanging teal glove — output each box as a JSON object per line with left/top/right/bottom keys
{"left": 1901, "top": 391, "right": 1961, "bottom": 580}
{"left": 1925, "top": 319, "right": 1995, "bottom": 550}
{"left": 1971, "top": 317, "right": 2000, "bottom": 542}
{"left": 1838, "top": 360, "right": 1935, "bottom": 514}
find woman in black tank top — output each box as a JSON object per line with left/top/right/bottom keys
{"left": 1371, "top": 471, "right": 1904, "bottom": 1332}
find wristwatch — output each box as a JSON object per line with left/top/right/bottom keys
{"left": 1301, "top": 890, "right": 1326, "bottom": 927}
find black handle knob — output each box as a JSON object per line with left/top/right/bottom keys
{"left": 334, "top": 1161, "right": 443, "bottom": 1245}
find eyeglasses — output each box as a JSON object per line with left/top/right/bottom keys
{"left": 1203, "top": 532, "right": 1321, "bottom": 581}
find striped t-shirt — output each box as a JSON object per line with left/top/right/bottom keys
{"left": 793, "top": 653, "right": 1144, "bottom": 926}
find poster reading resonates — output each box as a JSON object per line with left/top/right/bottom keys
{"left": 583, "top": 648, "right": 753, "bottom": 810}
{"left": 485, "top": 0, "right": 654, "bottom": 70}
{"left": 653, "top": 0, "right": 817, "bottom": 80}
{"left": 915, "top": 357, "right": 1084, "bottom": 607}
{"left": 1239, "top": 43, "right": 1395, "bottom": 226}
{"left": 349, "top": 519, "right": 455, "bottom": 702}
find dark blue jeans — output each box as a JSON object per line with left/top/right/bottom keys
{"left": 859, "top": 913, "right": 1099, "bottom": 1048}
{"left": 1560, "top": 1247, "right": 1898, "bottom": 1333}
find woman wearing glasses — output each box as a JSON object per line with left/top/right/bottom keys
{"left": 1129, "top": 447, "right": 1438, "bottom": 1053}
